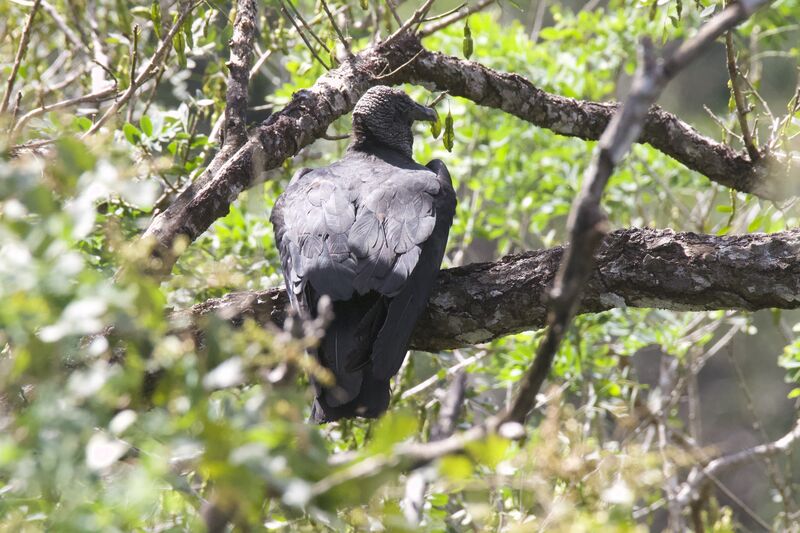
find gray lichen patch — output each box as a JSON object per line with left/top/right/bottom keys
{"left": 456, "top": 328, "right": 493, "bottom": 345}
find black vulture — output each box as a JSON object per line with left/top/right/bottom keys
{"left": 270, "top": 86, "right": 457, "bottom": 422}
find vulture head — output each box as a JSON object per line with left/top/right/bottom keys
{"left": 350, "top": 86, "right": 438, "bottom": 158}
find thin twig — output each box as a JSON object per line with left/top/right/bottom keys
{"left": 423, "top": 2, "right": 466, "bottom": 22}
{"left": 530, "top": 0, "right": 548, "bottom": 43}
{"left": 41, "top": 66, "right": 86, "bottom": 97}
{"left": 283, "top": 0, "right": 330, "bottom": 54}
{"left": 654, "top": 353, "right": 685, "bottom": 531}
{"left": 87, "top": 0, "right": 112, "bottom": 94}
{"left": 725, "top": 31, "right": 760, "bottom": 160}
{"left": 419, "top": 0, "right": 495, "bottom": 37}
{"left": 703, "top": 103, "right": 743, "bottom": 142}
{"left": 427, "top": 90, "right": 448, "bottom": 108}
{"left": 41, "top": 0, "right": 86, "bottom": 51}
{"left": 279, "top": 1, "right": 331, "bottom": 70}
{"left": 83, "top": 0, "right": 198, "bottom": 137}
{"left": 125, "top": 26, "right": 140, "bottom": 123}
{"left": 321, "top": 0, "right": 353, "bottom": 57}
{"left": 676, "top": 419, "right": 800, "bottom": 506}
{"left": 11, "top": 86, "right": 117, "bottom": 136}
{"left": 501, "top": 0, "right": 773, "bottom": 425}
{"left": 373, "top": 49, "right": 423, "bottom": 80}
{"left": 401, "top": 351, "right": 486, "bottom": 400}
{"left": 320, "top": 132, "right": 349, "bottom": 141}
{"left": 383, "top": 0, "right": 403, "bottom": 27}
{"left": 725, "top": 345, "right": 797, "bottom": 510}
{"left": 384, "top": 0, "right": 436, "bottom": 44}
{"left": 1, "top": 0, "right": 42, "bottom": 115}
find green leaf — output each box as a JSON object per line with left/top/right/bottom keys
{"left": 359, "top": 0, "right": 368, "bottom": 9}
{"left": 789, "top": 388, "right": 800, "bottom": 399}
{"left": 430, "top": 114, "right": 442, "bottom": 139}
{"left": 150, "top": 0, "right": 162, "bottom": 39}
{"left": 183, "top": 16, "right": 193, "bottom": 49}
{"left": 465, "top": 434, "right": 509, "bottom": 469}
{"left": 443, "top": 110, "right": 454, "bottom": 152}
{"left": 123, "top": 122, "right": 142, "bottom": 144}
{"left": 73, "top": 116, "right": 93, "bottom": 132}
{"left": 140, "top": 115, "right": 153, "bottom": 137}
{"left": 439, "top": 455, "right": 473, "bottom": 480}
{"left": 173, "top": 25, "right": 187, "bottom": 69}
{"left": 463, "top": 19, "right": 474, "bottom": 59}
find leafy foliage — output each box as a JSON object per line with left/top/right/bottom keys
{"left": 1, "top": 0, "right": 799, "bottom": 531}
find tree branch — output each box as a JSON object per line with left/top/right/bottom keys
{"left": 83, "top": 0, "right": 198, "bottom": 137}
{"left": 1, "top": 0, "right": 42, "bottom": 115}
{"left": 182, "top": 228, "right": 800, "bottom": 352}
{"left": 419, "top": 0, "right": 496, "bottom": 38}
{"left": 222, "top": 0, "right": 257, "bottom": 148}
{"left": 725, "top": 31, "right": 760, "bottom": 161}
{"left": 406, "top": 42, "right": 786, "bottom": 201}
{"left": 141, "top": 0, "right": 780, "bottom": 275}
{"left": 141, "top": 33, "right": 425, "bottom": 274}
{"left": 676, "top": 419, "right": 800, "bottom": 506}
{"left": 502, "top": 37, "right": 662, "bottom": 424}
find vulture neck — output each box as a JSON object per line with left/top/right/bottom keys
{"left": 349, "top": 126, "right": 414, "bottom": 160}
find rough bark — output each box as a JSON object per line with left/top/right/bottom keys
{"left": 141, "top": 30, "right": 789, "bottom": 274}
{"left": 407, "top": 49, "right": 784, "bottom": 200}
{"left": 141, "top": 34, "right": 423, "bottom": 272}
{"left": 182, "top": 228, "right": 800, "bottom": 352}
{"left": 222, "top": 0, "right": 257, "bottom": 148}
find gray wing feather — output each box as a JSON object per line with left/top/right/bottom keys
{"left": 370, "top": 159, "right": 456, "bottom": 379}
{"left": 272, "top": 155, "right": 456, "bottom": 406}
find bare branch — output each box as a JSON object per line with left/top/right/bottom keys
{"left": 725, "top": 31, "right": 760, "bottom": 161}
{"left": 11, "top": 86, "right": 117, "bottom": 135}
{"left": 419, "top": 0, "right": 495, "bottom": 38}
{"left": 503, "top": 0, "right": 772, "bottom": 424}
{"left": 82, "top": 1, "right": 198, "bottom": 137}
{"left": 1, "top": 0, "right": 42, "bottom": 115}
{"left": 502, "top": 37, "right": 661, "bottom": 424}
{"left": 41, "top": 0, "right": 85, "bottom": 51}
{"left": 222, "top": 0, "right": 258, "bottom": 148}
{"left": 183, "top": 228, "right": 800, "bottom": 353}
{"left": 321, "top": 0, "right": 353, "bottom": 58}
{"left": 676, "top": 419, "right": 800, "bottom": 506}
{"left": 279, "top": 0, "right": 331, "bottom": 70}
{"left": 383, "top": 0, "right": 403, "bottom": 27}
{"left": 385, "top": 0, "right": 436, "bottom": 44}
{"left": 87, "top": 0, "right": 113, "bottom": 94}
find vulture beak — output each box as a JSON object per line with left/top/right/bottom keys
{"left": 409, "top": 103, "right": 438, "bottom": 123}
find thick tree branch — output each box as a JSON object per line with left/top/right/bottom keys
{"left": 141, "top": 34, "right": 424, "bottom": 274}
{"left": 222, "top": 0, "right": 257, "bottom": 148}
{"left": 142, "top": 0, "right": 780, "bottom": 274}
{"left": 182, "top": 228, "right": 800, "bottom": 352}
{"left": 501, "top": 0, "right": 772, "bottom": 424}
{"left": 407, "top": 44, "right": 785, "bottom": 201}
{"left": 503, "top": 38, "right": 661, "bottom": 424}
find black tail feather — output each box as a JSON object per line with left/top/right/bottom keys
{"left": 310, "top": 375, "right": 391, "bottom": 423}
